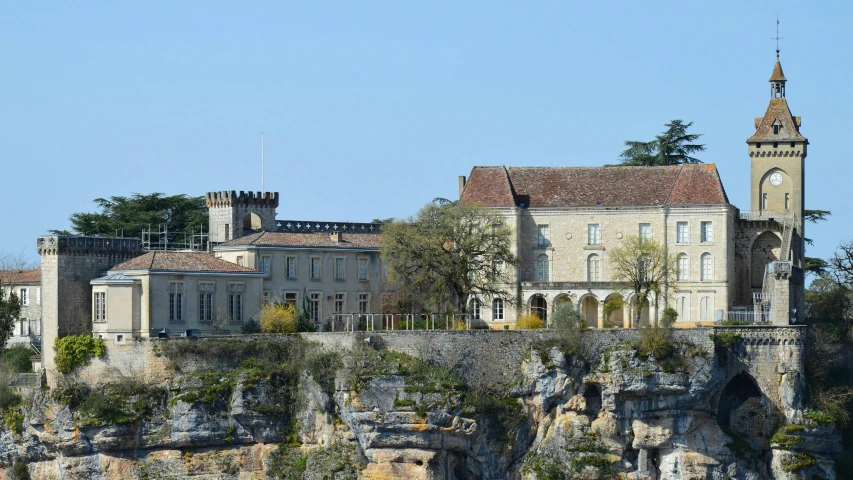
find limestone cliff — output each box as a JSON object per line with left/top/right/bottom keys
{"left": 0, "top": 329, "right": 840, "bottom": 479}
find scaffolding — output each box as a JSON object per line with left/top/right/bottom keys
{"left": 141, "top": 224, "right": 209, "bottom": 252}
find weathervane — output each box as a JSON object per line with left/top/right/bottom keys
{"left": 773, "top": 15, "right": 783, "bottom": 58}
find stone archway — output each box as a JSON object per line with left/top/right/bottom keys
{"left": 751, "top": 231, "right": 782, "bottom": 288}
{"left": 603, "top": 294, "right": 625, "bottom": 328}
{"left": 554, "top": 294, "right": 573, "bottom": 308}
{"left": 717, "top": 372, "right": 770, "bottom": 450}
{"left": 530, "top": 295, "right": 548, "bottom": 324}
{"left": 243, "top": 212, "right": 263, "bottom": 232}
{"left": 581, "top": 296, "right": 599, "bottom": 329}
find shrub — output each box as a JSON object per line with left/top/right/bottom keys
{"left": 241, "top": 319, "right": 261, "bottom": 334}
{"left": 54, "top": 335, "right": 106, "bottom": 374}
{"left": 660, "top": 307, "right": 678, "bottom": 328}
{"left": 4, "top": 347, "right": 32, "bottom": 373}
{"left": 10, "top": 460, "right": 29, "bottom": 480}
{"left": 552, "top": 303, "right": 585, "bottom": 331}
{"left": 265, "top": 445, "right": 308, "bottom": 480}
{"left": 517, "top": 314, "right": 544, "bottom": 330}
{"left": 259, "top": 303, "right": 300, "bottom": 334}
{"left": 602, "top": 298, "right": 623, "bottom": 324}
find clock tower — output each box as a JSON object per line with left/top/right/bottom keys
{"left": 746, "top": 52, "right": 807, "bottom": 265}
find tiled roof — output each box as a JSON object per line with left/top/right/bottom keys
{"left": 219, "top": 231, "right": 382, "bottom": 249}
{"left": 747, "top": 98, "right": 806, "bottom": 143}
{"left": 110, "top": 251, "right": 258, "bottom": 273}
{"left": 769, "top": 59, "right": 787, "bottom": 82}
{"left": 0, "top": 269, "right": 40, "bottom": 285}
{"left": 460, "top": 164, "right": 728, "bottom": 208}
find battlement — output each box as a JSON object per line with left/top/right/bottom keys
{"left": 37, "top": 235, "right": 142, "bottom": 256}
{"left": 205, "top": 191, "right": 280, "bottom": 209}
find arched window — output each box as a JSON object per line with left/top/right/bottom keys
{"left": 492, "top": 298, "right": 504, "bottom": 321}
{"left": 700, "top": 296, "right": 712, "bottom": 321}
{"left": 537, "top": 255, "right": 549, "bottom": 282}
{"left": 676, "top": 296, "right": 688, "bottom": 322}
{"left": 587, "top": 254, "right": 600, "bottom": 282}
{"left": 470, "top": 298, "right": 481, "bottom": 319}
{"left": 700, "top": 253, "right": 712, "bottom": 281}
{"left": 677, "top": 254, "right": 688, "bottom": 281}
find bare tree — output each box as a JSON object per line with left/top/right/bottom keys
{"left": 608, "top": 236, "right": 676, "bottom": 326}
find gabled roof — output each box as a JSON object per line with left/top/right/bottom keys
{"left": 460, "top": 164, "right": 729, "bottom": 208}
{"left": 747, "top": 98, "right": 806, "bottom": 143}
{"left": 0, "top": 269, "right": 40, "bottom": 285}
{"left": 109, "top": 251, "right": 258, "bottom": 273}
{"left": 218, "top": 231, "right": 381, "bottom": 249}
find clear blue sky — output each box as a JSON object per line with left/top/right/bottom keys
{"left": 1, "top": 1, "right": 850, "bottom": 267}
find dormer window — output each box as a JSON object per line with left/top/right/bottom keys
{"left": 772, "top": 119, "right": 783, "bottom": 135}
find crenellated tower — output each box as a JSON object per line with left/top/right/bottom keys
{"left": 206, "top": 190, "right": 279, "bottom": 244}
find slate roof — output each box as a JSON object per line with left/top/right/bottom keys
{"left": 91, "top": 274, "right": 140, "bottom": 284}
{"left": 110, "top": 251, "right": 258, "bottom": 273}
{"left": 460, "top": 164, "right": 729, "bottom": 208}
{"left": 219, "top": 231, "right": 382, "bottom": 249}
{"left": 747, "top": 98, "right": 806, "bottom": 143}
{"left": 0, "top": 269, "right": 40, "bottom": 285}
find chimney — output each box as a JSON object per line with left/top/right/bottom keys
{"left": 458, "top": 175, "right": 467, "bottom": 198}
{"left": 330, "top": 232, "right": 342, "bottom": 243}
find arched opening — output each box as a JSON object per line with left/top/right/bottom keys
{"left": 582, "top": 296, "right": 599, "bottom": 328}
{"left": 582, "top": 383, "right": 602, "bottom": 415}
{"left": 717, "top": 372, "right": 769, "bottom": 450}
{"left": 530, "top": 295, "right": 547, "bottom": 324}
{"left": 243, "top": 212, "right": 263, "bottom": 232}
{"left": 751, "top": 231, "right": 781, "bottom": 288}
{"left": 554, "top": 294, "right": 572, "bottom": 307}
{"left": 603, "top": 294, "right": 624, "bottom": 328}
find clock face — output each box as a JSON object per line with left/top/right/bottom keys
{"left": 769, "top": 172, "right": 783, "bottom": 186}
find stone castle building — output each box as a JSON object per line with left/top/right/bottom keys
{"left": 3, "top": 53, "right": 806, "bottom": 378}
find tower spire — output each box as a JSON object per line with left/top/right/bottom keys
{"left": 774, "top": 15, "right": 783, "bottom": 59}
{"left": 769, "top": 17, "right": 786, "bottom": 98}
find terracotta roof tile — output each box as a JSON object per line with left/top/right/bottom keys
{"left": 110, "top": 251, "right": 258, "bottom": 273}
{"left": 219, "top": 231, "right": 381, "bottom": 249}
{"left": 460, "top": 165, "right": 729, "bottom": 208}
{"left": 0, "top": 269, "right": 40, "bottom": 285}
{"left": 747, "top": 98, "right": 806, "bottom": 143}
{"left": 459, "top": 166, "right": 515, "bottom": 207}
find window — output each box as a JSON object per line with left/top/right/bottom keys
{"left": 537, "top": 254, "right": 549, "bottom": 282}
{"left": 773, "top": 119, "right": 783, "bottom": 135}
{"left": 587, "top": 254, "right": 601, "bottom": 281}
{"left": 309, "top": 292, "right": 320, "bottom": 322}
{"left": 492, "top": 299, "right": 504, "bottom": 321}
{"left": 334, "top": 258, "right": 345, "bottom": 281}
{"left": 286, "top": 257, "right": 297, "bottom": 279}
{"left": 310, "top": 257, "right": 321, "bottom": 280}
{"left": 236, "top": 256, "right": 244, "bottom": 267}
{"left": 334, "top": 293, "right": 345, "bottom": 314}
{"left": 676, "top": 222, "right": 688, "bottom": 243}
{"left": 492, "top": 260, "right": 505, "bottom": 280}
{"left": 229, "top": 284, "right": 244, "bottom": 323}
{"left": 358, "top": 258, "right": 368, "bottom": 281}
{"left": 358, "top": 293, "right": 369, "bottom": 313}
{"left": 762, "top": 193, "right": 768, "bottom": 210}
{"left": 537, "top": 225, "right": 550, "bottom": 246}
{"left": 587, "top": 224, "right": 600, "bottom": 245}
{"left": 116, "top": 334, "right": 124, "bottom": 343}
{"left": 198, "top": 283, "right": 214, "bottom": 323}
{"left": 701, "top": 221, "right": 713, "bottom": 243}
{"left": 676, "top": 296, "right": 688, "bottom": 322}
{"left": 700, "top": 253, "right": 712, "bottom": 281}
{"left": 225, "top": 224, "right": 230, "bottom": 241}
{"left": 263, "top": 290, "right": 270, "bottom": 305}
{"left": 471, "top": 298, "right": 481, "bottom": 319}
{"left": 639, "top": 223, "right": 651, "bottom": 243}
{"left": 284, "top": 292, "right": 297, "bottom": 308}
{"left": 94, "top": 292, "right": 106, "bottom": 323}
{"left": 18, "top": 288, "right": 28, "bottom": 307}
{"left": 381, "top": 261, "right": 389, "bottom": 282}
{"left": 169, "top": 282, "right": 184, "bottom": 323}
{"left": 700, "top": 296, "right": 712, "bottom": 321}
{"left": 785, "top": 193, "right": 790, "bottom": 210}
{"left": 260, "top": 256, "right": 271, "bottom": 277}
{"left": 677, "top": 254, "right": 688, "bottom": 281}
{"left": 19, "top": 318, "right": 29, "bottom": 336}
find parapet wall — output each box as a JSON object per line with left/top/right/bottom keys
{"left": 205, "top": 190, "right": 280, "bottom": 208}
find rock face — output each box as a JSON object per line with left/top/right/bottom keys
{"left": 0, "top": 330, "right": 841, "bottom": 479}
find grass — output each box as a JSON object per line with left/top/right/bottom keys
{"left": 721, "top": 425, "right": 754, "bottom": 459}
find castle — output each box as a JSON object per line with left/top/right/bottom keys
{"left": 0, "top": 53, "right": 806, "bottom": 377}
